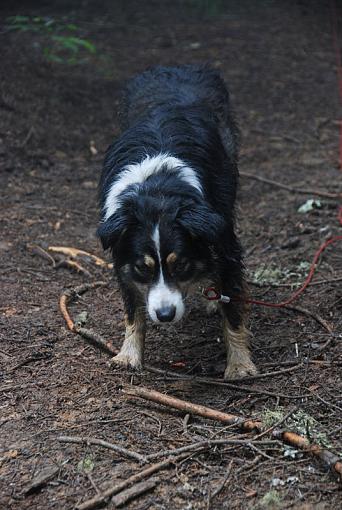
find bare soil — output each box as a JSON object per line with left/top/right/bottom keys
{"left": 0, "top": 1, "right": 341, "bottom": 509}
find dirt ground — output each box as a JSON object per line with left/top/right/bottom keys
{"left": 1, "top": 1, "right": 341, "bottom": 508}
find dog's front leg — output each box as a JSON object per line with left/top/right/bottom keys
{"left": 221, "top": 308, "right": 257, "bottom": 380}
{"left": 218, "top": 268, "right": 257, "bottom": 380}
{"left": 112, "top": 285, "right": 146, "bottom": 370}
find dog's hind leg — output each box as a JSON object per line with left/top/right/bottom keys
{"left": 111, "top": 284, "right": 146, "bottom": 370}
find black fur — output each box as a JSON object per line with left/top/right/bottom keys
{"left": 98, "top": 64, "right": 245, "bottom": 331}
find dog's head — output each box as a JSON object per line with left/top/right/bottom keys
{"left": 98, "top": 194, "right": 225, "bottom": 323}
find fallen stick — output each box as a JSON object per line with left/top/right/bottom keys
{"left": 76, "top": 327, "right": 117, "bottom": 355}
{"left": 123, "top": 386, "right": 261, "bottom": 432}
{"left": 59, "top": 282, "right": 108, "bottom": 332}
{"left": 57, "top": 435, "right": 147, "bottom": 463}
{"left": 76, "top": 451, "right": 203, "bottom": 510}
{"left": 49, "top": 246, "right": 112, "bottom": 269}
{"left": 23, "top": 466, "right": 59, "bottom": 495}
{"left": 27, "top": 244, "right": 56, "bottom": 267}
{"left": 273, "top": 430, "right": 342, "bottom": 480}
{"left": 55, "top": 258, "right": 91, "bottom": 277}
{"left": 124, "top": 385, "right": 342, "bottom": 481}
{"left": 111, "top": 478, "right": 157, "bottom": 507}
{"left": 240, "top": 171, "right": 342, "bottom": 199}
{"left": 28, "top": 243, "right": 91, "bottom": 276}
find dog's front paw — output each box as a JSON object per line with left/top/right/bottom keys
{"left": 111, "top": 352, "right": 143, "bottom": 371}
{"left": 224, "top": 356, "right": 257, "bottom": 380}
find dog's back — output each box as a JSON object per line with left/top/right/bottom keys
{"left": 122, "top": 65, "right": 232, "bottom": 130}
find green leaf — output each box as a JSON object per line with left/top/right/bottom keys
{"left": 77, "top": 456, "right": 95, "bottom": 473}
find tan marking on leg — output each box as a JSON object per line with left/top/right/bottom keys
{"left": 144, "top": 255, "right": 155, "bottom": 269}
{"left": 206, "top": 299, "right": 219, "bottom": 316}
{"left": 223, "top": 318, "right": 257, "bottom": 380}
{"left": 166, "top": 252, "right": 177, "bottom": 266}
{"left": 112, "top": 313, "right": 146, "bottom": 370}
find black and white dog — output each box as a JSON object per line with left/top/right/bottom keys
{"left": 98, "top": 65, "right": 257, "bottom": 379}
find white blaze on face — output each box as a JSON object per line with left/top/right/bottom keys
{"left": 147, "top": 225, "right": 185, "bottom": 322}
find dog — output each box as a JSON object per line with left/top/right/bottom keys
{"left": 98, "top": 65, "right": 257, "bottom": 379}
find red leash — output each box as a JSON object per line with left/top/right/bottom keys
{"left": 202, "top": 233, "right": 342, "bottom": 308}
{"left": 243, "top": 235, "right": 342, "bottom": 308}
{"left": 204, "top": 2, "right": 342, "bottom": 309}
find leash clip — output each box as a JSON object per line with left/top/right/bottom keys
{"left": 202, "top": 287, "right": 231, "bottom": 304}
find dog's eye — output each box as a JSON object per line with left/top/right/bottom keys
{"left": 173, "top": 259, "right": 191, "bottom": 277}
{"left": 133, "top": 259, "right": 154, "bottom": 279}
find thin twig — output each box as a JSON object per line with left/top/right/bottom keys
{"left": 253, "top": 406, "right": 299, "bottom": 440}
{"left": 76, "top": 451, "right": 200, "bottom": 510}
{"left": 247, "top": 442, "right": 274, "bottom": 460}
{"left": 284, "top": 305, "right": 333, "bottom": 333}
{"left": 210, "top": 460, "right": 233, "bottom": 501}
{"left": 27, "top": 244, "right": 56, "bottom": 267}
{"left": 57, "top": 436, "right": 147, "bottom": 463}
{"left": 209, "top": 455, "right": 262, "bottom": 504}
{"left": 86, "top": 472, "right": 100, "bottom": 495}
{"left": 240, "top": 171, "right": 342, "bottom": 199}
{"left": 306, "top": 390, "right": 342, "bottom": 413}
{"left": 9, "top": 353, "right": 51, "bottom": 373}
{"left": 145, "top": 439, "right": 279, "bottom": 462}
{"left": 20, "top": 126, "right": 34, "bottom": 147}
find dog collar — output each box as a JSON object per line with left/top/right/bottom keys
{"left": 201, "top": 287, "right": 231, "bottom": 303}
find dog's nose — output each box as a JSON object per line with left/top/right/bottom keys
{"left": 156, "top": 306, "right": 176, "bottom": 322}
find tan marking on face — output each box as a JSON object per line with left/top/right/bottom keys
{"left": 144, "top": 255, "right": 155, "bottom": 268}
{"left": 166, "top": 252, "right": 177, "bottom": 266}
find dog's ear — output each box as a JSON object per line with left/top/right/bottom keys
{"left": 177, "top": 202, "right": 225, "bottom": 243}
{"left": 97, "top": 209, "right": 131, "bottom": 251}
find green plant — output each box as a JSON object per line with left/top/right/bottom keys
{"left": 261, "top": 407, "right": 332, "bottom": 448}
{"left": 6, "top": 15, "right": 96, "bottom": 64}
{"left": 259, "top": 490, "right": 282, "bottom": 509}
